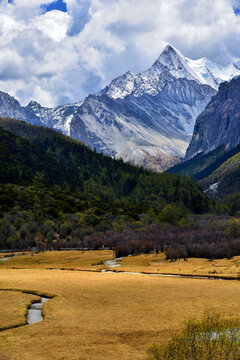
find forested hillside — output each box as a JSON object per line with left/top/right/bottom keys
{"left": 168, "top": 142, "right": 240, "bottom": 215}
{"left": 168, "top": 144, "right": 240, "bottom": 181}
{"left": 0, "top": 117, "right": 209, "bottom": 211}
{"left": 0, "top": 117, "right": 211, "bottom": 250}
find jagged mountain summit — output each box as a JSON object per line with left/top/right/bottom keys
{"left": 0, "top": 91, "right": 41, "bottom": 125}
{"left": 100, "top": 45, "right": 206, "bottom": 100}
{"left": 69, "top": 45, "right": 217, "bottom": 170}
{"left": 99, "top": 45, "right": 240, "bottom": 98}
{"left": 185, "top": 75, "right": 240, "bottom": 160}
{"left": 0, "top": 44, "right": 239, "bottom": 171}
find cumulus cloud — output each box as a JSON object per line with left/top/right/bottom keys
{"left": 34, "top": 10, "right": 70, "bottom": 41}
{"left": 0, "top": 0, "right": 239, "bottom": 106}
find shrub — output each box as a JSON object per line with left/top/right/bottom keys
{"left": 115, "top": 243, "right": 130, "bottom": 258}
{"left": 147, "top": 310, "right": 240, "bottom": 360}
{"left": 158, "top": 204, "right": 186, "bottom": 225}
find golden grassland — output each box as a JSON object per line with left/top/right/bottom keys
{"left": 0, "top": 250, "right": 114, "bottom": 271}
{"left": 1, "top": 263, "right": 240, "bottom": 359}
{"left": 3, "top": 250, "right": 240, "bottom": 278}
{"left": 117, "top": 253, "right": 240, "bottom": 278}
{"left": 1, "top": 251, "right": 240, "bottom": 359}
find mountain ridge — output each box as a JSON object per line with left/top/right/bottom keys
{"left": 0, "top": 44, "right": 239, "bottom": 171}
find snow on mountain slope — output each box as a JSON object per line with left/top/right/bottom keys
{"left": 101, "top": 45, "right": 205, "bottom": 100}
{"left": 26, "top": 101, "right": 83, "bottom": 135}
{"left": 101, "top": 45, "right": 240, "bottom": 101}
{"left": 0, "top": 91, "right": 42, "bottom": 125}
{"left": 185, "top": 56, "right": 240, "bottom": 90}
{"left": 70, "top": 93, "right": 187, "bottom": 171}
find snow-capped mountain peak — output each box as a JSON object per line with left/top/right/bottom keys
{"left": 27, "top": 100, "right": 41, "bottom": 107}
{"left": 150, "top": 44, "right": 203, "bottom": 82}
{"left": 152, "top": 44, "right": 181, "bottom": 69}
{"left": 101, "top": 44, "right": 209, "bottom": 100}
{"left": 26, "top": 99, "right": 83, "bottom": 135}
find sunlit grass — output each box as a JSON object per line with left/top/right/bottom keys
{"left": 1, "top": 267, "right": 240, "bottom": 359}
{"left": 117, "top": 253, "right": 240, "bottom": 278}
{"left": 0, "top": 250, "right": 114, "bottom": 270}
{"left": 2, "top": 250, "right": 240, "bottom": 279}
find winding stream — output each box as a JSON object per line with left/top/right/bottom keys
{"left": 0, "top": 290, "right": 53, "bottom": 332}
{"left": 102, "top": 257, "right": 239, "bottom": 281}
{"left": 102, "top": 269, "right": 227, "bottom": 280}
{"left": 27, "top": 297, "right": 50, "bottom": 325}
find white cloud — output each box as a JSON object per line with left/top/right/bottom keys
{"left": 0, "top": 0, "right": 239, "bottom": 107}
{"left": 33, "top": 10, "right": 71, "bottom": 42}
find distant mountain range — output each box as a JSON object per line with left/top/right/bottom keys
{"left": 0, "top": 44, "right": 239, "bottom": 171}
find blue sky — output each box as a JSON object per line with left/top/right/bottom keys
{"left": 41, "top": 0, "right": 67, "bottom": 14}
{"left": 234, "top": 7, "right": 240, "bottom": 14}
{"left": 0, "top": 0, "right": 240, "bottom": 107}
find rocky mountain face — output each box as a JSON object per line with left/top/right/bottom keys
{"left": 0, "top": 91, "right": 41, "bottom": 125}
{"left": 0, "top": 44, "right": 239, "bottom": 171}
{"left": 71, "top": 77, "right": 214, "bottom": 171}
{"left": 185, "top": 75, "right": 240, "bottom": 160}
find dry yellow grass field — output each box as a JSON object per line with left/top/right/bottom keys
{"left": 3, "top": 250, "right": 240, "bottom": 278}
{"left": 117, "top": 253, "right": 240, "bottom": 278}
{"left": 1, "top": 263, "right": 240, "bottom": 360}
{"left": 0, "top": 250, "right": 114, "bottom": 271}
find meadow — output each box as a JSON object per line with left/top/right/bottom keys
{"left": 0, "top": 250, "right": 114, "bottom": 271}
{"left": 1, "top": 252, "right": 240, "bottom": 360}
{"left": 3, "top": 250, "right": 240, "bottom": 278}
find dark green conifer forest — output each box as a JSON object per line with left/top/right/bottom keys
{"left": 3, "top": 115, "right": 240, "bottom": 263}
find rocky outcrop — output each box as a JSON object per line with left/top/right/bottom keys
{"left": 185, "top": 76, "right": 240, "bottom": 160}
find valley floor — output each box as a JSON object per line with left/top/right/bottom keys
{"left": 3, "top": 250, "right": 240, "bottom": 279}
{"left": 1, "top": 251, "right": 240, "bottom": 360}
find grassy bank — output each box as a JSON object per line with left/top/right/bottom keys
{"left": 0, "top": 291, "right": 39, "bottom": 331}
